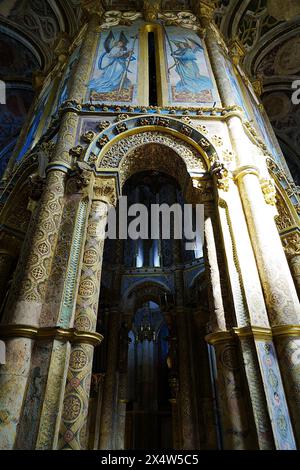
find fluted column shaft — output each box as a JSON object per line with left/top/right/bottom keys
{"left": 57, "top": 200, "right": 108, "bottom": 449}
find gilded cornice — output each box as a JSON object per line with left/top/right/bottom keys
{"left": 0, "top": 325, "right": 103, "bottom": 346}
{"left": 205, "top": 330, "right": 234, "bottom": 346}
{"left": 272, "top": 325, "right": 300, "bottom": 338}
{"left": 233, "top": 326, "right": 272, "bottom": 341}
{"left": 205, "top": 325, "right": 300, "bottom": 345}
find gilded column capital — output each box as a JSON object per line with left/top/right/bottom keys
{"left": 228, "top": 39, "right": 246, "bottom": 66}
{"left": 0, "top": 324, "right": 103, "bottom": 346}
{"left": 272, "top": 325, "right": 300, "bottom": 338}
{"left": 260, "top": 178, "right": 277, "bottom": 206}
{"left": 282, "top": 232, "right": 300, "bottom": 259}
{"left": 205, "top": 330, "right": 234, "bottom": 346}
{"left": 211, "top": 161, "right": 230, "bottom": 192}
{"left": 233, "top": 326, "right": 272, "bottom": 341}
{"left": 93, "top": 176, "right": 118, "bottom": 206}
{"left": 251, "top": 74, "right": 264, "bottom": 98}
{"left": 81, "top": 0, "right": 105, "bottom": 18}
{"left": 143, "top": 0, "right": 161, "bottom": 21}
{"left": 192, "top": 0, "right": 218, "bottom": 21}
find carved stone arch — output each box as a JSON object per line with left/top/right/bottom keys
{"left": 121, "top": 279, "right": 174, "bottom": 331}
{"left": 85, "top": 115, "right": 219, "bottom": 170}
{"left": 122, "top": 279, "right": 172, "bottom": 309}
{"left": 84, "top": 115, "right": 219, "bottom": 203}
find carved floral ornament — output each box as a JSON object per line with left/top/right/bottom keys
{"left": 282, "top": 232, "right": 300, "bottom": 258}
{"left": 98, "top": 9, "right": 204, "bottom": 32}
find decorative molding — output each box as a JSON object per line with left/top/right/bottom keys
{"left": 205, "top": 330, "right": 234, "bottom": 346}
{"left": 0, "top": 325, "right": 103, "bottom": 346}
{"left": 282, "top": 231, "right": 300, "bottom": 259}
{"left": 211, "top": 161, "right": 230, "bottom": 192}
{"left": 272, "top": 325, "right": 300, "bottom": 338}
{"left": 234, "top": 165, "right": 260, "bottom": 182}
{"left": 233, "top": 326, "right": 272, "bottom": 341}
{"left": 206, "top": 325, "right": 300, "bottom": 345}
{"left": 228, "top": 39, "right": 246, "bottom": 66}
{"left": 100, "top": 10, "right": 142, "bottom": 29}
{"left": 260, "top": 178, "right": 277, "bottom": 206}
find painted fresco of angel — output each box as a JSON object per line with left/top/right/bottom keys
{"left": 170, "top": 38, "right": 213, "bottom": 94}
{"left": 89, "top": 31, "right": 136, "bottom": 93}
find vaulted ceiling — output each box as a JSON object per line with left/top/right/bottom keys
{"left": 0, "top": 0, "right": 299, "bottom": 182}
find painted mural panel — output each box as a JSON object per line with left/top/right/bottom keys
{"left": 164, "top": 26, "right": 218, "bottom": 107}
{"left": 88, "top": 25, "right": 140, "bottom": 105}
{"left": 256, "top": 341, "right": 296, "bottom": 450}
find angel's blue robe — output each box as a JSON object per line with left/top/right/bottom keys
{"left": 173, "top": 47, "right": 212, "bottom": 94}
{"left": 89, "top": 45, "right": 135, "bottom": 93}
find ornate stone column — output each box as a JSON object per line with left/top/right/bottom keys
{"left": 57, "top": 196, "right": 111, "bottom": 449}
{"left": 201, "top": 196, "right": 272, "bottom": 448}
{"left": 98, "top": 306, "right": 122, "bottom": 450}
{"left": 198, "top": 2, "right": 300, "bottom": 445}
{"left": 203, "top": 202, "right": 227, "bottom": 332}
{"left": 0, "top": 6, "right": 104, "bottom": 450}
{"left": 0, "top": 170, "right": 66, "bottom": 450}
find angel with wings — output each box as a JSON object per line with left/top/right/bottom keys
{"left": 170, "top": 38, "right": 213, "bottom": 94}
{"left": 89, "top": 31, "right": 136, "bottom": 94}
